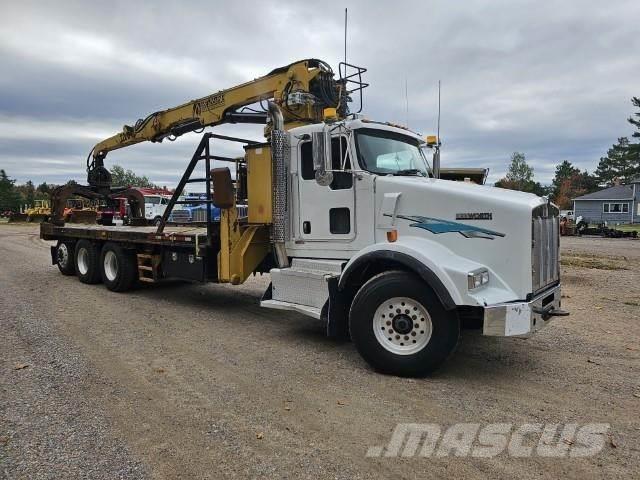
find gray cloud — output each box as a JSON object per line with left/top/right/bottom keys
{"left": 1, "top": 0, "right": 638, "bottom": 186}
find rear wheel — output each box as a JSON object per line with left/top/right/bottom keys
{"left": 55, "top": 240, "right": 76, "bottom": 276}
{"left": 75, "top": 239, "right": 102, "bottom": 284}
{"left": 349, "top": 270, "right": 460, "bottom": 377}
{"left": 100, "top": 242, "right": 137, "bottom": 292}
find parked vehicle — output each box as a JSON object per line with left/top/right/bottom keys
{"left": 43, "top": 59, "right": 566, "bottom": 376}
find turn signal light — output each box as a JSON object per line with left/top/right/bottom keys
{"left": 426, "top": 135, "right": 438, "bottom": 146}
{"left": 386, "top": 229, "right": 398, "bottom": 242}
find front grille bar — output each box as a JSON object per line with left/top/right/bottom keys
{"left": 532, "top": 212, "right": 560, "bottom": 294}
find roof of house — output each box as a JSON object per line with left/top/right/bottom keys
{"left": 573, "top": 184, "right": 634, "bottom": 201}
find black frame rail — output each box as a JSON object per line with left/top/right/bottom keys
{"left": 338, "top": 62, "right": 369, "bottom": 114}
{"left": 155, "top": 133, "right": 258, "bottom": 251}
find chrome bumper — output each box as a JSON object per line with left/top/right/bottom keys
{"left": 483, "top": 284, "right": 564, "bottom": 336}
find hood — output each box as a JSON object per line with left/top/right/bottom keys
{"left": 375, "top": 176, "right": 545, "bottom": 298}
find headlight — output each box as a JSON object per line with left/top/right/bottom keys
{"left": 468, "top": 269, "right": 490, "bottom": 290}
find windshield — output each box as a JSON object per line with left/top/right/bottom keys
{"left": 355, "top": 128, "right": 430, "bottom": 176}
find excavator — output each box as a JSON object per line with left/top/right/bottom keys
{"left": 50, "top": 58, "right": 356, "bottom": 225}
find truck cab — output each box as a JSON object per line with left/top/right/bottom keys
{"left": 261, "top": 117, "right": 564, "bottom": 375}
{"left": 144, "top": 195, "right": 170, "bottom": 225}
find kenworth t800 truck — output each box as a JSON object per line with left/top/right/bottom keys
{"left": 41, "top": 59, "right": 566, "bottom": 376}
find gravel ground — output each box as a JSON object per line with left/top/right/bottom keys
{"left": 0, "top": 224, "right": 638, "bottom": 479}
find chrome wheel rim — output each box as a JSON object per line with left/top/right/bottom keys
{"left": 57, "top": 243, "right": 69, "bottom": 267}
{"left": 77, "top": 248, "right": 89, "bottom": 275}
{"left": 103, "top": 250, "right": 118, "bottom": 282}
{"left": 373, "top": 296, "right": 433, "bottom": 355}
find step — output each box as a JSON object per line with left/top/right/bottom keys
{"left": 137, "top": 253, "right": 160, "bottom": 283}
{"left": 259, "top": 299, "right": 322, "bottom": 319}
{"left": 268, "top": 258, "right": 344, "bottom": 310}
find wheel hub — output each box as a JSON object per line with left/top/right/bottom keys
{"left": 373, "top": 297, "right": 433, "bottom": 356}
{"left": 392, "top": 314, "right": 413, "bottom": 334}
{"left": 57, "top": 243, "right": 69, "bottom": 266}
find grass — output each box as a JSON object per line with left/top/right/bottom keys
{"left": 614, "top": 224, "right": 640, "bottom": 232}
{"left": 560, "top": 256, "right": 627, "bottom": 270}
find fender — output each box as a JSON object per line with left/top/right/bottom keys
{"left": 338, "top": 239, "right": 465, "bottom": 310}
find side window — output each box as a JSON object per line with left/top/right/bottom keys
{"left": 299, "top": 136, "right": 353, "bottom": 190}
{"left": 300, "top": 142, "right": 314, "bottom": 180}
{"left": 330, "top": 136, "right": 353, "bottom": 190}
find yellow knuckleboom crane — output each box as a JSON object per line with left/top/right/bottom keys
{"left": 50, "top": 59, "right": 350, "bottom": 284}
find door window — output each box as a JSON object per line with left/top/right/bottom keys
{"left": 300, "top": 136, "right": 353, "bottom": 190}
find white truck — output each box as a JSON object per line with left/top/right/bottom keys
{"left": 42, "top": 59, "right": 566, "bottom": 376}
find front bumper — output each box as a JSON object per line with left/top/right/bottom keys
{"left": 482, "top": 284, "right": 564, "bottom": 336}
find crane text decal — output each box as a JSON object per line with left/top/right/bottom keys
{"left": 194, "top": 93, "right": 225, "bottom": 116}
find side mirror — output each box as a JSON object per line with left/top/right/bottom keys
{"left": 312, "top": 130, "right": 333, "bottom": 186}
{"left": 210, "top": 167, "right": 235, "bottom": 208}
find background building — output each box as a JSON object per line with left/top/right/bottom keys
{"left": 573, "top": 179, "right": 640, "bottom": 224}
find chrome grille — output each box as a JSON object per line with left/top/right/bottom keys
{"left": 532, "top": 209, "right": 560, "bottom": 293}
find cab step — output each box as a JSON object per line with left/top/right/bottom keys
{"left": 260, "top": 258, "right": 344, "bottom": 317}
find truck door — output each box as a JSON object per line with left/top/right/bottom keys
{"left": 297, "top": 135, "right": 356, "bottom": 241}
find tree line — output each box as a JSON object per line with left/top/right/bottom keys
{"left": 0, "top": 165, "right": 157, "bottom": 212}
{"left": 495, "top": 97, "right": 640, "bottom": 209}
{"left": 2, "top": 98, "right": 639, "bottom": 212}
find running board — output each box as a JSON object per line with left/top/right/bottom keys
{"left": 260, "top": 299, "right": 322, "bottom": 319}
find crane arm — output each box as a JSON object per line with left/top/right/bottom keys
{"left": 87, "top": 59, "right": 343, "bottom": 189}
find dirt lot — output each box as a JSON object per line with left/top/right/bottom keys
{"left": 1, "top": 224, "right": 638, "bottom": 479}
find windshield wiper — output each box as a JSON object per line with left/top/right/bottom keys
{"left": 393, "top": 169, "right": 425, "bottom": 177}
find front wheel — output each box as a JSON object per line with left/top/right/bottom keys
{"left": 349, "top": 270, "right": 460, "bottom": 377}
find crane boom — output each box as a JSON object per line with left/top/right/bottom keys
{"left": 87, "top": 59, "right": 344, "bottom": 190}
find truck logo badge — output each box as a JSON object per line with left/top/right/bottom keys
{"left": 392, "top": 214, "right": 505, "bottom": 239}
{"left": 456, "top": 212, "right": 492, "bottom": 220}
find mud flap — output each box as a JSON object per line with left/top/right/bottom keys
{"left": 325, "top": 276, "right": 350, "bottom": 340}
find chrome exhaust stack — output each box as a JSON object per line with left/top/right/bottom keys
{"left": 268, "top": 102, "right": 289, "bottom": 268}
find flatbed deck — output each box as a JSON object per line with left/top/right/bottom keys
{"left": 41, "top": 222, "right": 216, "bottom": 248}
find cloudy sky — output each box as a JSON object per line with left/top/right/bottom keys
{"left": 1, "top": 0, "right": 639, "bottom": 187}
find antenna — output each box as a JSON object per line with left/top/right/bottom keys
{"left": 344, "top": 8, "right": 348, "bottom": 67}
{"left": 433, "top": 80, "right": 442, "bottom": 179}
{"left": 405, "top": 78, "right": 409, "bottom": 128}
{"left": 437, "top": 80, "right": 441, "bottom": 144}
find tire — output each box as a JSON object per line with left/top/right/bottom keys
{"left": 75, "top": 239, "right": 102, "bottom": 284}
{"left": 55, "top": 240, "right": 76, "bottom": 276}
{"left": 153, "top": 216, "right": 162, "bottom": 227}
{"left": 100, "top": 242, "right": 137, "bottom": 292}
{"left": 349, "top": 270, "right": 460, "bottom": 377}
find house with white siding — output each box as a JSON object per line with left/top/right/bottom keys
{"left": 573, "top": 179, "right": 640, "bottom": 225}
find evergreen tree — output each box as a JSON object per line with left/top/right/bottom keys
{"left": 24, "top": 180, "right": 35, "bottom": 207}
{"left": 551, "top": 160, "right": 580, "bottom": 199}
{"left": 627, "top": 96, "right": 640, "bottom": 167}
{"left": 37, "top": 182, "right": 50, "bottom": 195}
{"left": 595, "top": 137, "right": 638, "bottom": 185}
{"left": 0, "top": 170, "right": 21, "bottom": 211}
